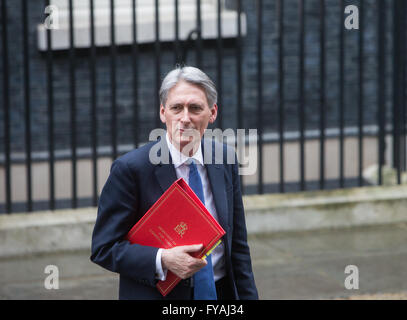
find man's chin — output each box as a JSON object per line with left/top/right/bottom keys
{"left": 177, "top": 137, "right": 193, "bottom": 146}
{"left": 173, "top": 137, "right": 200, "bottom": 152}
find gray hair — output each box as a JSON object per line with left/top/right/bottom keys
{"left": 159, "top": 66, "right": 217, "bottom": 108}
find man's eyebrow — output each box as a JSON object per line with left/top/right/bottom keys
{"left": 169, "top": 101, "right": 204, "bottom": 106}
{"left": 189, "top": 101, "right": 205, "bottom": 106}
{"left": 168, "top": 102, "right": 182, "bottom": 107}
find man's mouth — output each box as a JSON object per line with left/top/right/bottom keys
{"left": 178, "top": 127, "right": 195, "bottom": 133}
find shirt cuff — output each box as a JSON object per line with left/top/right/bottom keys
{"left": 155, "top": 248, "right": 168, "bottom": 281}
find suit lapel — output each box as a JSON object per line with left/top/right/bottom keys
{"left": 203, "top": 139, "right": 229, "bottom": 231}
{"left": 154, "top": 163, "right": 177, "bottom": 193}
{"left": 154, "top": 138, "right": 178, "bottom": 193}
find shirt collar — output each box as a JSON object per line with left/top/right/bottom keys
{"left": 166, "top": 133, "right": 203, "bottom": 168}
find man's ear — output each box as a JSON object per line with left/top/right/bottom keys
{"left": 209, "top": 104, "right": 218, "bottom": 123}
{"left": 159, "top": 104, "right": 166, "bottom": 123}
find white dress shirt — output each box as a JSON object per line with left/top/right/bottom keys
{"left": 155, "top": 134, "right": 226, "bottom": 282}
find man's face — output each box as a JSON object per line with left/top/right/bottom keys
{"left": 160, "top": 80, "right": 217, "bottom": 153}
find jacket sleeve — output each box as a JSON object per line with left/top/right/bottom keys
{"left": 90, "top": 158, "right": 158, "bottom": 287}
{"left": 230, "top": 157, "right": 259, "bottom": 300}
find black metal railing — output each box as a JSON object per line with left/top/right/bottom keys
{"left": 0, "top": 0, "right": 406, "bottom": 214}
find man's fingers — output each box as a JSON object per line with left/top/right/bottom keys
{"left": 182, "top": 244, "right": 204, "bottom": 253}
{"left": 161, "top": 244, "right": 206, "bottom": 275}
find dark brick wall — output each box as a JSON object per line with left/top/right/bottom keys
{"left": 0, "top": 0, "right": 397, "bottom": 154}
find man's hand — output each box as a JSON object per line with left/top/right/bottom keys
{"left": 161, "top": 244, "right": 207, "bottom": 279}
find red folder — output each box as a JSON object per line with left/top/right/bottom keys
{"left": 125, "top": 177, "right": 226, "bottom": 296}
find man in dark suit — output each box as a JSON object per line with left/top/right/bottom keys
{"left": 91, "top": 66, "right": 258, "bottom": 300}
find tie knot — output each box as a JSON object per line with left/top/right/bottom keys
{"left": 187, "top": 159, "right": 198, "bottom": 172}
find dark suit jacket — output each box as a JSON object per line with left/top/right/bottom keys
{"left": 90, "top": 138, "right": 258, "bottom": 300}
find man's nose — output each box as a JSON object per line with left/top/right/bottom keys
{"left": 180, "top": 107, "right": 191, "bottom": 123}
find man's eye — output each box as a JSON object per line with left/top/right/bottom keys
{"left": 171, "top": 105, "right": 182, "bottom": 111}
{"left": 190, "top": 105, "right": 202, "bottom": 111}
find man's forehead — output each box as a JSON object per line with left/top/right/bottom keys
{"left": 169, "top": 81, "right": 205, "bottom": 96}
{"left": 167, "top": 97, "right": 206, "bottom": 105}
{"left": 166, "top": 81, "right": 209, "bottom": 105}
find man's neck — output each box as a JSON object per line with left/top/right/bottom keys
{"left": 168, "top": 138, "right": 200, "bottom": 157}
{"left": 165, "top": 133, "right": 203, "bottom": 165}
{"left": 181, "top": 143, "right": 200, "bottom": 157}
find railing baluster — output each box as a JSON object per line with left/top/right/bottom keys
{"left": 377, "top": 0, "right": 386, "bottom": 185}
{"left": 403, "top": 0, "right": 407, "bottom": 175}
{"left": 68, "top": 0, "right": 77, "bottom": 208}
{"left": 393, "top": 0, "right": 407, "bottom": 184}
{"left": 339, "top": 0, "right": 345, "bottom": 188}
{"left": 216, "top": 0, "right": 223, "bottom": 128}
{"left": 155, "top": 0, "right": 161, "bottom": 128}
{"left": 319, "top": 0, "right": 326, "bottom": 190}
{"left": 1, "top": 0, "right": 11, "bottom": 213}
{"left": 298, "top": 0, "right": 306, "bottom": 191}
{"left": 110, "top": 0, "right": 117, "bottom": 160}
{"left": 216, "top": 0, "right": 223, "bottom": 129}
{"left": 358, "top": 0, "right": 364, "bottom": 186}
{"left": 277, "top": 0, "right": 284, "bottom": 193}
{"left": 132, "top": 0, "right": 139, "bottom": 148}
{"left": 89, "top": 0, "right": 98, "bottom": 206}
{"left": 22, "top": 0, "right": 32, "bottom": 212}
{"left": 236, "top": 0, "right": 243, "bottom": 193}
{"left": 256, "top": 0, "right": 263, "bottom": 194}
{"left": 196, "top": 0, "right": 202, "bottom": 68}
{"left": 45, "top": 0, "right": 55, "bottom": 211}
{"left": 174, "top": 0, "right": 180, "bottom": 64}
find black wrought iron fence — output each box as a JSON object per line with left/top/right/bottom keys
{"left": 0, "top": 0, "right": 406, "bottom": 214}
